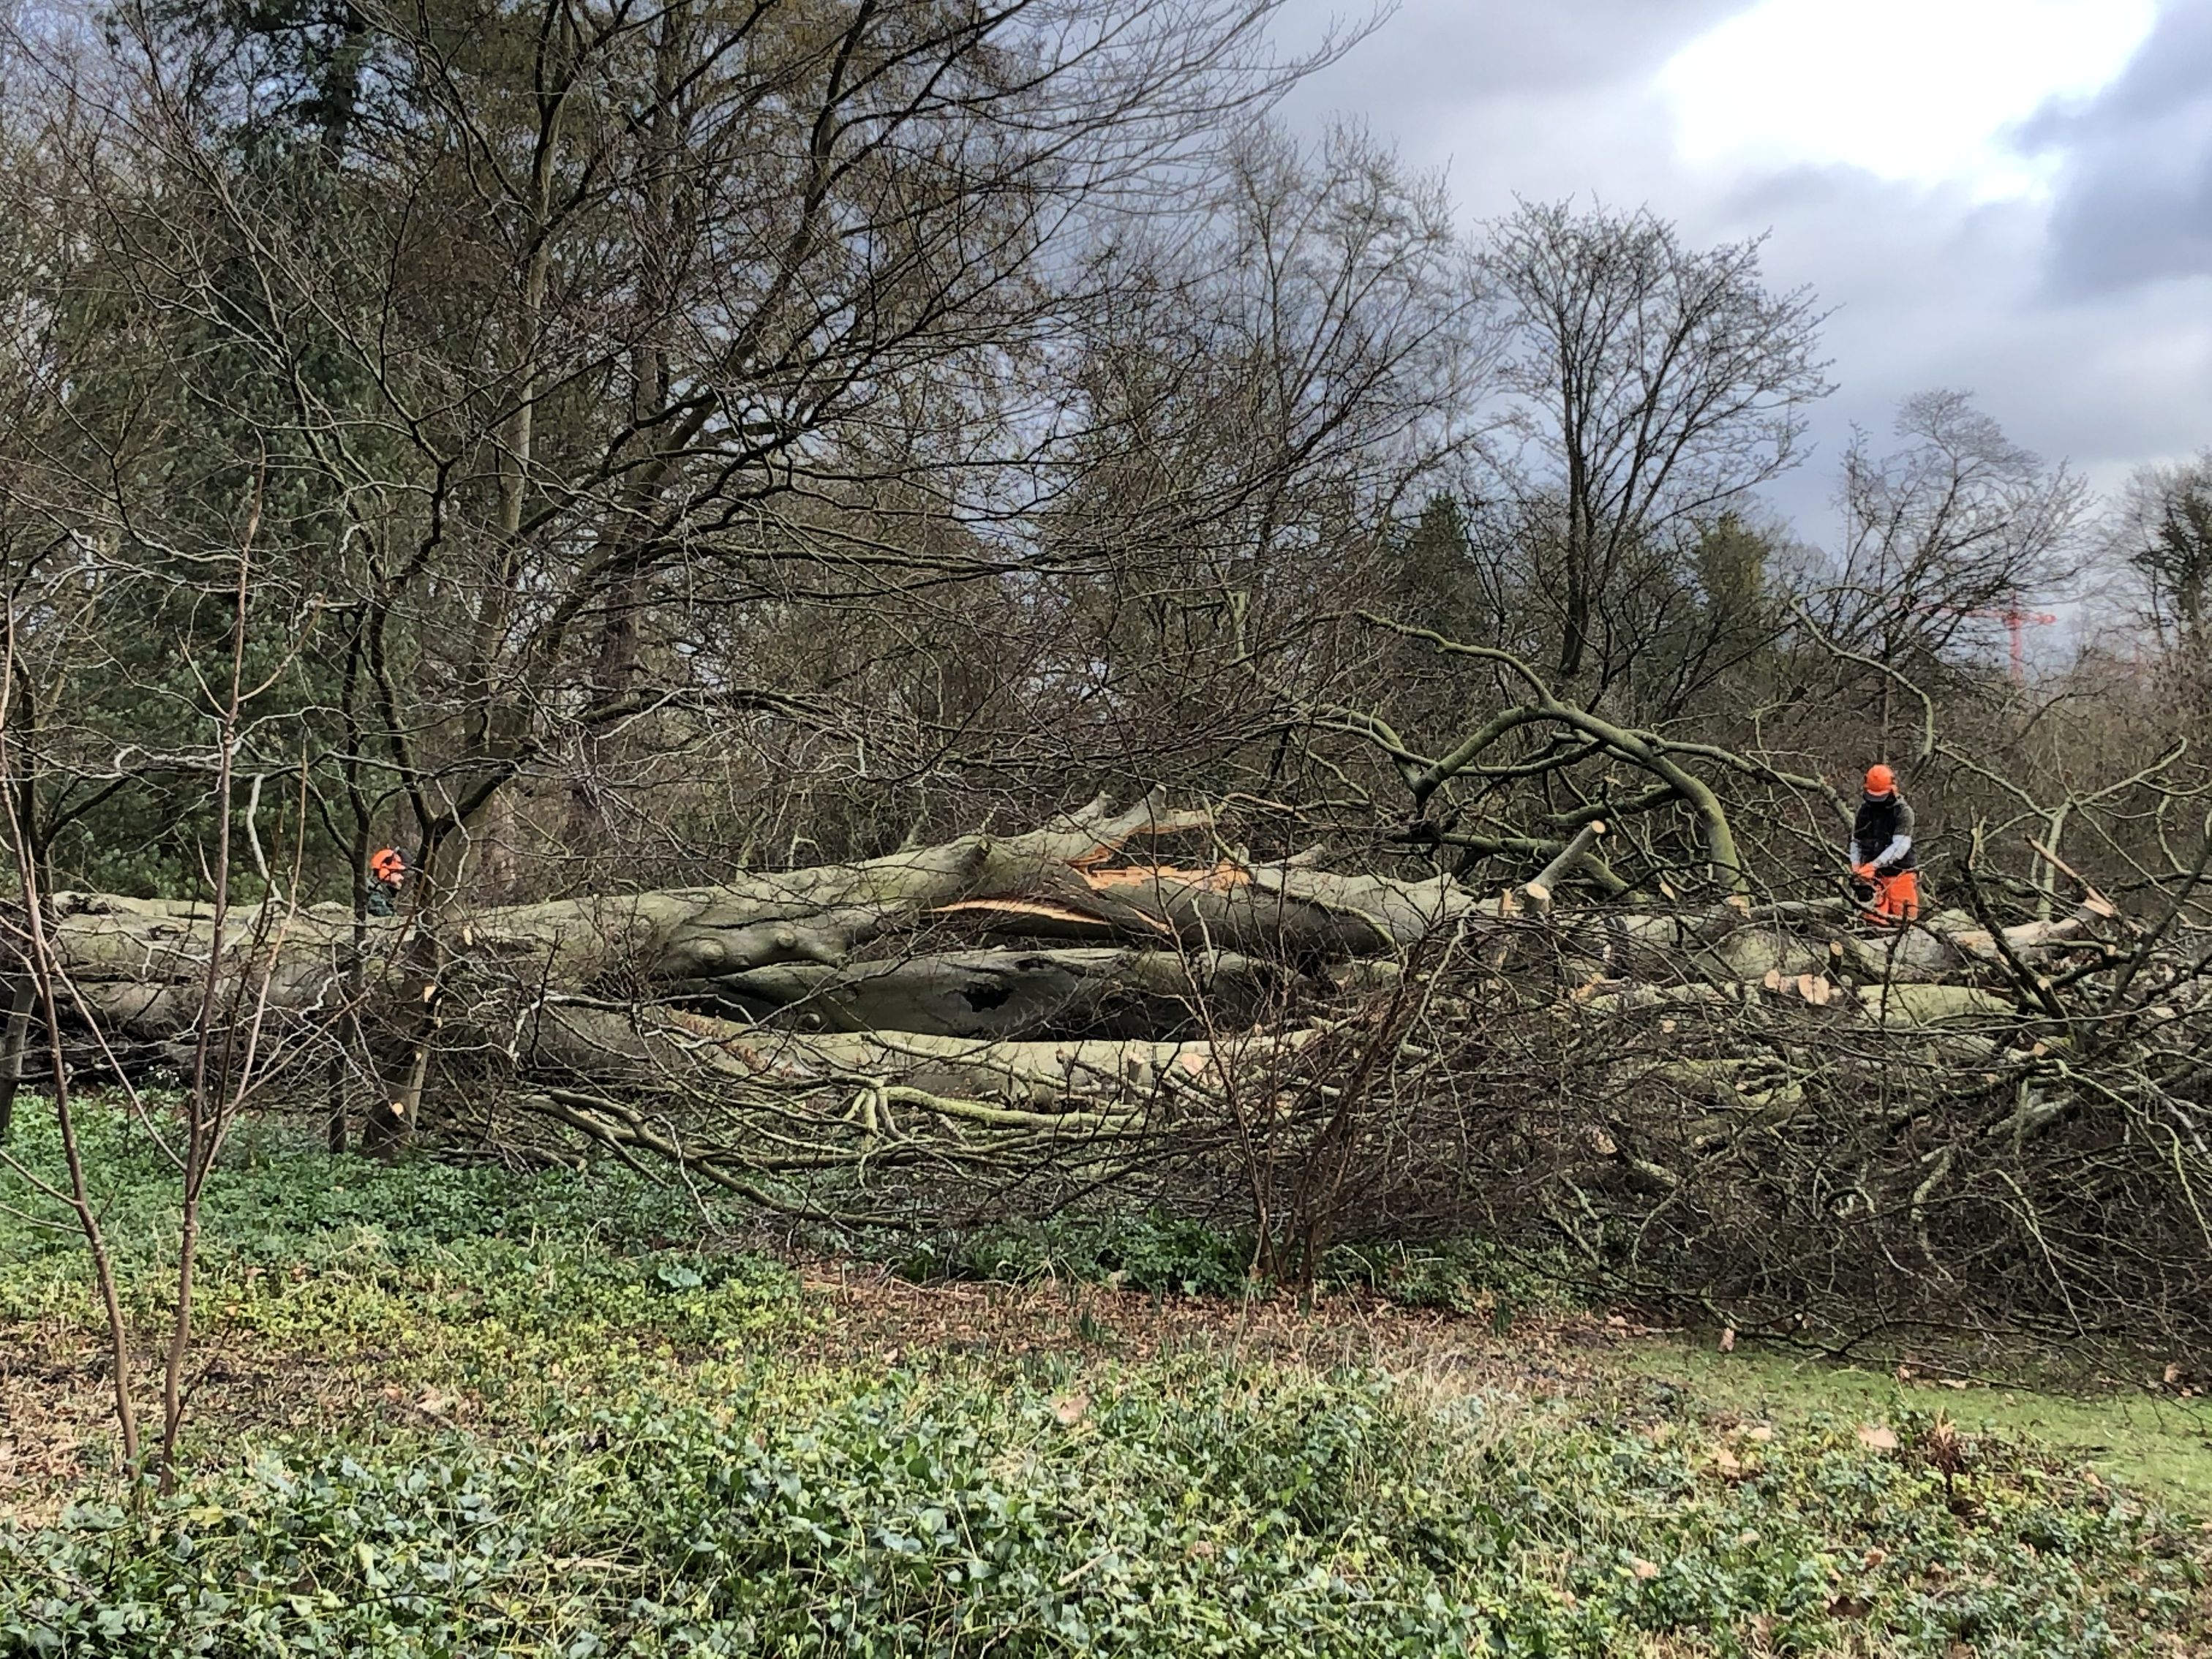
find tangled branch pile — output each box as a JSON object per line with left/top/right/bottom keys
{"left": 29, "top": 781, "right": 2212, "bottom": 1351}
{"left": 7, "top": 0, "right": 2212, "bottom": 1368}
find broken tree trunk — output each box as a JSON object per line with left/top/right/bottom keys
{"left": 1517, "top": 821, "right": 1607, "bottom": 918}
{"left": 531, "top": 1004, "right": 1307, "bottom": 1116}
{"left": 39, "top": 792, "right": 1469, "bottom": 1049}
{"left": 679, "top": 947, "right": 1280, "bottom": 1039}
{"left": 15, "top": 790, "right": 2159, "bottom": 1200}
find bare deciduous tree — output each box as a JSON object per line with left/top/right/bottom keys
{"left": 2113, "top": 448, "right": 2212, "bottom": 682}
{"left": 1796, "top": 390, "right": 2088, "bottom": 749}
{"left": 1481, "top": 198, "right": 1832, "bottom": 697}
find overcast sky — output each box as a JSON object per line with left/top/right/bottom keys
{"left": 1268, "top": 0, "right": 2212, "bottom": 533}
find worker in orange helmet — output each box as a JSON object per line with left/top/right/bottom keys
{"left": 366, "top": 846, "right": 408, "bottom": 917}
{"left": 1848, "top": 764, "right": 1919, "bottom": 925}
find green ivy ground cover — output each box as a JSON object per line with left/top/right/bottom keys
{"left": 2, "top": 1109, "right": 2207, "bottom": 1656}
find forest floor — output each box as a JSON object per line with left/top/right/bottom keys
{"left": 2, "top": 1108, "right": 2209, "bottom": 1656}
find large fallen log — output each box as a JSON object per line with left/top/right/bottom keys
{"left": 40, "top": 792, "right": 1470, "bottom": 1039}
{"left": 531, "top": 1004, "right": 1309, "bottom": 1113}
{"left": 675, "top": 947, "right": 1279, "bottom": 1039}
{"left": 19, "top": 789, "right": 2162, "bottom": 1197}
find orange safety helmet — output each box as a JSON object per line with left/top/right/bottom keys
{"left": 369, "top": 846, "right": 407, "bottom": 882}
{"left": 1865, "top": 764, "right": 1896, "bottom": 797}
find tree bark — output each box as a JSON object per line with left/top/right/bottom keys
{"left": 0, "top": 972, "right": 32, "bottom": 1141}
{"left": 38, "top": 794, "right": 1470, "bottom": 1039}
{"left": 16, "top": 794, "right": 2141, "bottom": 1171}
{"left": 683, "top": 946, "right": 1280, "bottom": 1039}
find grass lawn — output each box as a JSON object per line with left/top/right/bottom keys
{"left": 3, "top": 1107, "right": 2208, "bottom": 1656}
{"left": 1617, "top": 1340, "right": 2212, "bottom": 1513}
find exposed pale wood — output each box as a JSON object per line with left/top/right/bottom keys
{"left": 20, "top": 795, "right": 2149, "bottom": 1154}
{"left": 1520, "top": 820, "right": 1607, "bottom": 917}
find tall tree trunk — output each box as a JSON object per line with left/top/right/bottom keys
{"left": 0, "top": 971, "right": 32, "bottom": 1142}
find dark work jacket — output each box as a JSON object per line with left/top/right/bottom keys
{"left": 1849, "top": 792, "right": 1916, "bottom": 873}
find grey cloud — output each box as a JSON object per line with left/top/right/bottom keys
{"left": 1270, "top": 0, "right": 2212, "bottom": 535}
{"left": 2036, "top": 0, "right": 2212, "bottom": 296}
{"left": 1681, "top": 162, "right": 2212, "bottom": 516}
{"left": 1273, "top": 0, "right": 1750, "bottom": 154}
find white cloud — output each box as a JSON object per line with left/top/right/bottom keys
{"left": 1266, "top": 0, "right": 2212, "bottom": 542}
{"left": 1658, "top": 0, "right": 2156, "bottom": 198}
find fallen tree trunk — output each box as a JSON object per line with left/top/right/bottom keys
{"left": 48, "top": 786, "right": 2101, "bottom": 1058}
{"left": 677, "top": 947, "right": 1280, "bottom": 1039}
{"left": 34, "top": 802, "right": 2212, "bottom": 1365}
{"left": 20, "top": 790, "right": 2168, "bottom": 1213}
{"left": 531, "top": 1004, "right": 1305, "bottom": 1113}
{"left": 40, "top": 791, "right": 1471, "bottom": 1042}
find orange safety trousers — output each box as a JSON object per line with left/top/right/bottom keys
{"left": 1870, "top": 869, "right": 1920, "bottom": 925}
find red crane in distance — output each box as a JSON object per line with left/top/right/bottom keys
{"left": 1922, "top": 600, "right": 2059, "bottom": 683}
